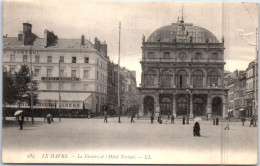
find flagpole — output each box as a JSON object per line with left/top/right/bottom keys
{"left": 118, "top": 21, "right": 121, "bottom": 123}
{"left": 59, "top": 58, "right": 61, "bottom": 122}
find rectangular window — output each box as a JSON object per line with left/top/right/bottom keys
{"left": 71, "top": 83, "right": 76, "bottom": 90}
{"left": 60, "top": 56, "right": 64, "bottom": 63}
{"left": 96, "top": 71, "right": 99, "bottom": 80}
{"left": 71, "top": 70, "right": 76, "bottom": 77}
{"left": 164, "top": 52, "right": 170, "bottom": 59}
{"left": 85, "top": 57, "right": 89, "bottom": 63}
{"left": 60, "top": 83, "right": 64, "bottom": 90}
{"left": 72, "top": 57, "right": 76, "bottom": 63}
{"left": 195, "top": 53, "right": 202, "bottom": 60}
{"left": 23, "top": 55, "right": 27, "bottom": 62}
{"left": 84, "top": 70, "right": 89, "bottom": 78}
{"left": 59, "top": 70, "right": 64, "bottom": 77}
{"left": 10, "top": 55, "right": 15, "bottom": 62}
{"left": 34, "top": 69, "right": 40, "bottom": 77}
{"left": 35, "top": 55, "right": 40, "bottom": 62}
{"left": 47, "top": 69, "right": 52, "bottom": 77}
{"left": 148, "top": 52, "right": 154, "bottom": 59}
{"left": 212, "top": 53, "right": 218, "bottom": 60}
{"left": 47, "top": 56, "right": 52, "bottom": 63}
{"left": 47, "top": 83, "right": 52, "bottom": 90}
{"left": 10, "top": 68, "right": 15, "bottom": 74}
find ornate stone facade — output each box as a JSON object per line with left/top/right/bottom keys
{"left": 138, "top": 21, "right": 228, "bottom": 118}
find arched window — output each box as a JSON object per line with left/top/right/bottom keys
{"left": 208, "top": 71, "right": 220, "bottom": 86}
{"left": 145, "top": 70, "right": 156, "bottom": 86}
{"left": 176, "top": 70, "right": 188, "bottom": 88}
{"left": 161, "top": 70, "right": 172, "bottom": 87}
{"left": 192, "top": 70, "right": 203, "bottom": 88}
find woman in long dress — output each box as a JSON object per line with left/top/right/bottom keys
{"left": 193, "top": 121, "right": 201, "bottom": 136}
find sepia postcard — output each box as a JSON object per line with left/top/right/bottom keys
{"left": 2, "top": 0, "right": 258, "bottom": 165}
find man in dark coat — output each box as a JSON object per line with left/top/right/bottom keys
{"left": 216, "top": 117, "right": 219, "bottom": 126}
{"left": 241, "top": 117, "right": 246, "bottom": 126}
{"left": 249, "top": 117, "right": 255, "bottom": 127}
{"left": 171, "top": 115, "right": 174, "bottom": 124}
{"left": 151, "top": 114, "right": 154, "bottom": 124}
{"left": 131, "top": 114, "right": 134, "bottom": 123}
{"left": 193, "top": 121, "right": 201, "bottom": 136}
{"left": 104, "top": 111, "right": 108, "bottom": 123}
{"left": 17, "top": 114, "right": 24, "bottom": 130}
{"left": 213, "top": 117, "right": 216, "bottom": 125}
{"left": 183, "top": 116, "right": 185, "bottom": 125}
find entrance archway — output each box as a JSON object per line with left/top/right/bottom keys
{"left": 160, "top": 97, "right": 172, "bottom": 115}
{"left": 143, "top": 96, "right": 154, "bottom": 115}
{"left": 193, "top": 98, "right": 205, "bottom": 116}
{"left": 177, "top": 97, "right": 188, "bottom": 115}
{"left": 212, "top": 97, "right": 222, "bottom": 116}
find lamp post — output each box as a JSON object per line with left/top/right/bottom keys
{"left": 118, "top": 21, "right": 121, "bottom": 123}
{"left": 59, "top": 58, "right": 61, "bottom": 122}
{"left": 29, "top": 46, "right": 34, "bottom": 124}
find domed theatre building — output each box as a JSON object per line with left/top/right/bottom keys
{"left": 139, "top": 19, "right": 228, "bottom": 118}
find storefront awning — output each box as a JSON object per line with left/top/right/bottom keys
{"left": 38, "top": 92, "right": 91, "bottom": 102}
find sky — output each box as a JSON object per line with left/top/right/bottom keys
{"left": 3, "top": 1, "right": 259, "bottom": 85}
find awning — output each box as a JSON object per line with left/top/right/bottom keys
{"left": 38, "top": 92, "right": 91, "bottom": 102}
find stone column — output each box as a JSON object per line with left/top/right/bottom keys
{"left": 204, "top": 69, "right": 208, "bottom": 88}
{"left": 206, "top": 94, "right": 212, "bottom": 118}
{"left": 189, "top": 68, "right": 192, "bottom": 88}
{"left": 156, "top": 68, "right": 160, "bottom": 87}
{"left": 155, "top": 93, "right": 160, "bottom": 117}
{"left": 223, "top": 94, "right": 228, "bottom": 118}
{"left": 172, "top": 93, "right": 176, "bottom": 117}
{"left": 190, "top": 94, "right": 193, "bottom": 118}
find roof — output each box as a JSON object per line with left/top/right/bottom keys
{"left": 3, "top": 37, "right": 97, "bottom": 51}
{"left": 147, "top": 23, "right": 219, "bottom": 43}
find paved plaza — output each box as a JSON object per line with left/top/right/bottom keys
{"left": 2, "top": 117, "right": 258, "bottom": 164}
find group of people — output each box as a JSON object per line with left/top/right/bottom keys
{"left": 241, "top": 116, "right": 257, "bottom": 127}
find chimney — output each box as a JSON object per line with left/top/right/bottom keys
{"left": 23, "top": 23, "right": 32, "bottom": 45}
{"left": 81, "top": 35, "right": 85, "bottom": 45}
{"left": 44, "top": 29, "right": 48, "bottom": 47}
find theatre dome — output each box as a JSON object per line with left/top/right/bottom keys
{"left": 147, "top": 22, "right": 219, "bottom": 43}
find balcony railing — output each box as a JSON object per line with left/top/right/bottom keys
{"left": 41, "top": 77, "right": 80, "bottom": 81}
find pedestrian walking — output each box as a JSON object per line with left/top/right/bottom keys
{"left": 47, "top": 113, "right": 52, "bottom": 124}
{"left": 213, "top": 117, "right": 216, "bottom": 125}
{"left": 224, "top": 118, "right": 230, "bottom": 130}
{"left": 151, "top": 114, "right": 154, "bottom": 124}
{"left": 216, "top": 117, "right": 219, "bottom": 125}
{"left": 131, "top": 114, "right": 134, "bottom": 123}
{"left": 249, "top": 117, "right": 255, "bottom": 127}
{"left": 171, "top": 114, "right": 174, "bottom": 124}
{"left": 104, "top": 111, "right": 108, "bottom": 123}
{"left": 182, "top": 116, "right": 186, "bottom": 125}
{"left": 241, "top": 116, "right": 246, "bottom": 126}
{"left": 193, "top": 121, "right": 201, "bottom": 136}
{"left": 17, "top": 114, "right": 24, "bottom": 130}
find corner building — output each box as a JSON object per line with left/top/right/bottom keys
{"left": 139, "top": 20, "right": 228, "bottom": 118}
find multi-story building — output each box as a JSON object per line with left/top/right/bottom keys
{"left": 227, "top": 80, "right": 235, "bottom": 116}
{"left": 246, "top": 60, "right": 258, "bottom": 117}
{"left": 112, "top": 64, "right": 138, "bottom": 115}
{"left": 3, "top": 23, "right": 109, "bottom": 116}
{"left": 138, "top": 18, "right": 228, "bottom": 118}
